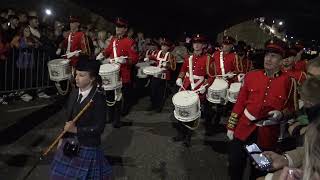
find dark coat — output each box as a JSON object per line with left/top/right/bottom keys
{"left": 63, "top": 86, "right": 107, "bottom": 147}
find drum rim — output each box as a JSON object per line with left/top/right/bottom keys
{"left": 172, "top": 91, "right": 199, "bottom": 107}
{"left": 102, "top": 82, "right": 122, "bottom": 90}
{"left": 143, "top": 66, "right": 162, "bottom": 75}
{"left": 173, "top": 110, "right": 201, "bottom": 122}
{"left": 100, "top": 63, "right": 120, "bottom": 72}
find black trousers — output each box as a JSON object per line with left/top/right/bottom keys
{"left": 228, "top": 132, "right": 267, "bottom": 180}
{"left": 105, "top": 90, "right": 121, "bottom": 127}
{"left": 150, "top": 77, "right": 167, "bottom": 110}
{"left": 121, "top": 83, "right": 133, "bottom": 116}
{"left": 174, "top": 120, "right": 192, "bottom": 142}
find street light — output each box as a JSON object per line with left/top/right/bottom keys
{"left": 45, "top": 9, "right": 52, "bottom": 16}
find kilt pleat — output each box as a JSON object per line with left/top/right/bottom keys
{"left": 50, "top": 140, "right": 112, "bottom": 180}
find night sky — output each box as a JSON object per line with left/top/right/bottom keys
{"left": 74, "top": 0, "right": 320, "bottom": 41}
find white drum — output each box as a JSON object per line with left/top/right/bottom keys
{"left": 227, "top": 82, "right": 242, "bottom": 103}
{"left": 136, "top": 62, "right": 151, "bottom": 78}
{"left": 172, "top": 91, "right": 201, "bottom": 122}
{"left": 143, "top": 66, "right": 163, "bottom": 77}
{"left": 47, "top": 59, "right": 71, "bottom": 82}
{"left": 207, "top": 78, "right": 228, "bottom": 104}
{"left": 99, "top": 63, "right": 122, "bottom": 90}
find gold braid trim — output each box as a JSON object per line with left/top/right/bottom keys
{"left": 169, "top": 53, "right": 176, "bottom": 71}
{"left": 227, "top": 112, "right": 239, "bottom": 129}
{"left": 283, "top": 77, "right": 298, "bottom": 112}
{"left": 206, "top": 55, "right": 216, "bottom": 77}
{"left": 298, "top": 72, "right": 307, "bottom": 86}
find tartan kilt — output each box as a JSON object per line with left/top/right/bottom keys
{"left": 50, "top": 139, "right": 112, "bottom": 180}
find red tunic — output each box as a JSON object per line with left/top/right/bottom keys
{"left": 148, "top": 50, "right": 175, "bottom": 80}
{"left": 62, "top": 31, "right": 91, "bottom": 66}
{"left": 282, "top": 68, "right": 307, "bottom": 86}
{"left": 227, "top": 70, "right": 295, "bottom": 149}
{"left": 294, "top": 60, "right": 307, "bottom": 72}
{"left": 180, "top": 53, "right": 213, "bottom": 101}
{"left": 212, "top": 51, "right": 236, "bottom": 75}
{"left": 104, "top": 36, "right": 139, "bottom": 84}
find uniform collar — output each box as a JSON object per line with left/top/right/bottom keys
{"left": 78, "top": 86, "right": 93, "bottom": 102}
{"left": 264, "top": 70, "right": 282, "bottom": 78}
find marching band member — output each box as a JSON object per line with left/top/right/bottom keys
{"left": 234, "top": 41, "right": 253, "bottom": 75}
{"left": 173, "top": 34, "right": 215, "bottom": 147}
{"left": 212, "top": 36, "right": 237, "bottom": 79}
{"left": 282, "top": 45, "right": 307, "bottom": 86}
{"left": 50, "top": 55, "right": 112, "bottom": 179}
{"left": 99, "top": 17, "right": 139, "bottom": 127}
{"left": 226, "top": 39, "right": 297, "bottom": 180}
{"left": 206, "top": 36, "right": 238, "bottom": 133}
{"left": 145, "top": 38, "right": 176, "bottom": 112}
{"left": 59, "top": 16, "right": 92, "bottom": 67}
{"left": 293, "top": 41, "right": 308, "bottom": 72}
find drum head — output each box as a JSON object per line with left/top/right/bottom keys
{"left": 172, "top": 91, "right": 199, "bottom": 107}
{"left": 99, "top": 63, "right": 120, "bottom": 74}
{"left": 229, "top": 83, "right": 241, "bottom": 92}
{"left": 136, "top": 62, "right": 151, "bottom": 68}
{"left": 210, "top": 78, "right": 228, "bottom": 90}
{"left": 143, "top": 66, "right": 162, "bottom": 75}
{"left": 48, "top": 59, "right": 69, "bottom": 66}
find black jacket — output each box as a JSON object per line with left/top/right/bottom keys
{"left": 63, "top": 86, "right": 107, "bottom": 147}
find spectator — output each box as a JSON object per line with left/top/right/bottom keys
{"left": 258, "top": 77, "right": 320, "bottom": 180}
{"left": 136, "top": 32, "right": 145, "bottom": 53}
{"left": 11, "top": 26, "right": 38, "bottom": 102}
{"left": 7, "top": 15, "right": 19, "bottom": 41}
{"left": 17, "top": 11, "right": 28, "bottom": 26}
{"left": 94, "top": 30, "right": 108, "bottom": 56}
{"left": 28, "top": 16, "right": 40, "bottom": 40}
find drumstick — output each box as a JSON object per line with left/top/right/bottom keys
{"left": 61, "top": 50, "right": 82, "bottom": 57}
{"left": 215, "top": 73, "right": 237, "bottom": 77}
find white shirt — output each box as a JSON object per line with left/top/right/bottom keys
{"left": 78, "top": 86, "right": 93, "bottom": 103}
{"left": 29, "top": 26, "right": 41, "bottom": 39}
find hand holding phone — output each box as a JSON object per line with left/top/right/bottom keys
{"left": 245, "top": 143, "right": 272, "bottom": 171}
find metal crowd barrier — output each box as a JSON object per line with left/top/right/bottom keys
{"left": 0, "top": 48, "right": 54, "bottom": 94}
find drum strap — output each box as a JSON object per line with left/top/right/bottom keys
{"left": 113, "top": 40, "right": 118, "bottom": 58}
{"left": 66, "top": 33, "right": 72, "bottom": 54}
{"left": 188, "top": 55, "right": 195, "bottom": 90}
{"left": 156, "top": 50, "right": 169, "bottom": 68}
{"left": 219, "top": 51, "right": 225, "bottom": 75}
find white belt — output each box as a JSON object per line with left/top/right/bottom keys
{"left": 244, "top": 108, "right": 256, "bottom": 121}
{"left": 244, "top": 108, "right": 280, "bottom": 127}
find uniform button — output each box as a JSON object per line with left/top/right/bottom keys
{"left": 269, "top": 80, "right": 272, "bottom": 82}
{"left": 265, "top": 93, "right": 267, "bottom": 96}
{"left": 263, "top": 100, "right": 266, "bottom": 102}
{"left": 267, "top": 86, "right": 270, "bottom": 89}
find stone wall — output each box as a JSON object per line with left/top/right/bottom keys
{"left": 217, "top": 20, "right": 272, "bottom": 49}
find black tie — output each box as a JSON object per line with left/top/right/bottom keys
{"left": 77, "top": 94, "right": 83, "bottom": 104}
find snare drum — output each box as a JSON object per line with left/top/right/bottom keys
{"left": 227, "top": 82, "right": 242, "bottom": 103}
{"left": 206, "top": 78, "right": 228, "bottom": 104}
{"left": 143, "top": 66, "right": 163, "bottom": 78}
{"left": 136, "top": 62, "right": 151, "bottom": 78}
{"left": 99, "top": 63, "right": 122, "bottom": 90}
{"left": 47, "top": 59, "right": 71, "bottom": 82}
{"left": 172, "top": 91, "right": 201, "bottom": 122}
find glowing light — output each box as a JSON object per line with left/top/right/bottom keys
{"left": 45, "top": 9, "right": 52, "bottom": 15}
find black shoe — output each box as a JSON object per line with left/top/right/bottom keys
{"left": 147, "top": 106, "right": 155, "bottom": 111}
{"left": 155, "top": 107, "right": 162, "bottom": 113}
{"left": 113, "top": 121, "right": 123, "bottom": 128}
{"left": 183, "top": 140, "right": 191, "bottom": 148}
{"left": 172, "top": 135, "right": 185, "bottom": 142}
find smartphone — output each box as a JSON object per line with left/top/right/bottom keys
{"left": 245, "top": 143, "right": 272, "bottom": 171}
